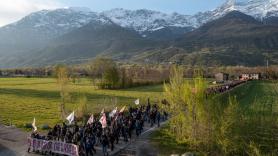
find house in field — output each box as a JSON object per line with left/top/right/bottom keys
{"left": 215, "top": 72, "right": 229, "bottom": 83}
{"left": 241, "top": 74, "right": 250, "bottom": 80}
{"left": 240, "top": 73, "right": 260, "bottom": 80}
{"left": 250, "top": 73, "right": 260, "bottom": 80}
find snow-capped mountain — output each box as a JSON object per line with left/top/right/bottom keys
{"left": 2, "top": 7, "right": 109, "bottom": 39}
{"left": 101, "top": 8, "right": 196, "bottom": 32}
{"left": 2, "top": 0, "right": 278, "bottom": 37}
{"left": 195, "top": 0, "right": 278, "bottom": 26}
{"left": 99, "top": 0, "right": 278, "bottom": 32}
{"left": 0, "top": 7, "right": 111, "bottom": 56}
{"left": 232, "top": 0, "right": 278, "bottom": 19}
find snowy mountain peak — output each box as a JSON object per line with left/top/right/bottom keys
{"left": 224, "top": 0, "right": 278, "bottom": 18}
{"left": 1, "top": 7, "right": 111, "bottom": 42}
{"left": 101, "top": 8, "right": 194, "bottom": 32}
{"left": 2, "top": 0, "right": 278, "bottom": 35}
{"left": 192, "top": 0, "right": 278, "bottom": 27}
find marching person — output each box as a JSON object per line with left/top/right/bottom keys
{"left": 109, "top": 130, "right": 115, "bottom": 151}
{"left": 101, "top": 134, "right": 109, "bottom": 156}
{"left": 85, "top": 134, "right": 94, "bottom": 156}
{"left": 157, "top": 111, "right": 161, "bottom": 127}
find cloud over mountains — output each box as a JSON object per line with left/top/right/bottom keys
{"left": 0, "top": 0, "right": 62, "bottom": 26}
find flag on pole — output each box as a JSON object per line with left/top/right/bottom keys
{"left": 109, "top": 107, "right": 117, "bottom": 117}
{"left": 135, "top": 99, "right": 140, "bottom": 105}
{"left": 99, "top": 113, "right": 107, "bottom": 128}
{"left": 66, "top": 111, "right": 75, "bottom": 124}
{"left": 87, "top": 114, "right": 94, "bottom": 124}
{"left": 100, "top": 108, "right": 104, "bottom": 115}
{"left": 32, "top": 118, "right": 37, "bottom": 132}
{"left": 120, "top": 106, "right": 126, "bottom": 113}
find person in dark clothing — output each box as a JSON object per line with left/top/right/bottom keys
{"left": 128, "top": 119, "right": 133, "bottom": 139}
{"left": 46, "top": 129, "right": 53, "bottom": 140}
{"left": 85, "top": 135, "right": 93, "bottom": 156}
{"left": 150, "top": 111, "right": 156, "bottom": 127}
{"left": 156, "top": 111, "right": 161, "bottom": 127}
{"left": 122, "top": 124, "right": 128, "bottom": 142}
{"left": 135, "top": 119, "right": 141, "bottom": 136}
{"left": 109, "top": 131, "right": 115, "bottom": 151}
{"left": 91, "top": 134, "right": 97, "bottom": 154}
{"left": 101, "top": 134, "right": 109, "bottom": 156}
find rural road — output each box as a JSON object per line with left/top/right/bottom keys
{"left": 0, "top": 121, "right": 164, "bottom": 156}
{"left": 0, "top": 125, "right": 29, "bottom": 156}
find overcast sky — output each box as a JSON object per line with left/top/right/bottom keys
{"left": 0, "top": 0, "right": 226, "bottom": 27}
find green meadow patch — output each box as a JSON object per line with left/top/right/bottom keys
{"left": 0, "top": 78, "right": 163, "bottom": 129}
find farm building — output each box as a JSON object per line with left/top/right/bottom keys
{"left": 215, "top": 72, "right": 229, "bottom": 83}
{"left": 241, "top": 74, "right": 250, "bottom": 80}
{"left": 240, "top": 73, "right": 260, "bottom": 80}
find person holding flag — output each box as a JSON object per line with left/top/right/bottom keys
{"left": 99, "top": 112, "right": 107, "bottom": 129}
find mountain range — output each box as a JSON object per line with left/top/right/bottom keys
{"left": 0, "top": 0, "right": 278, "bottom": 68}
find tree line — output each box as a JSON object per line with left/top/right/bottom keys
{"left": 1, "top": 59, "right": 278, "bottom": 81}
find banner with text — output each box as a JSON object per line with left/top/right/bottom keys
{"left": 28, "top": 137, "right": 79, "bottom": 156}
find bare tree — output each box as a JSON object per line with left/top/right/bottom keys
{"left": 55, "top": 65, "right": 70, "bottom": 119}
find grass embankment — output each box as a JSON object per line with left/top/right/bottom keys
{"left": 151, "top": 80, "right": 278, "bottom": 155}
{"left": 0, "top": 78, "right": 163, "bottom": 128}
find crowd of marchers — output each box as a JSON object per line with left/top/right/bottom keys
{"left": 28, "top": 103, "right": 168, "bottom": 156}
{"left": 206, "top": 80, "right": 247, "bottom": 95}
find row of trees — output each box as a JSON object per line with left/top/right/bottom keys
{"left": 86, "top": 57, "right": 169, "bottom": 89}
{"left": 1, "top": 61, "right": 278, "bottom": 80}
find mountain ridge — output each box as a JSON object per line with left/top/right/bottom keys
{"left": 1, "top": 0, "right": 278, "bottom": 68}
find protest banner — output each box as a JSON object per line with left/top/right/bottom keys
{"left": 28, "top": 137, "right": 79, "bottom": 156}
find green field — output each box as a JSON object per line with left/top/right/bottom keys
{"left": 0, "top": 78, "right": 164, "bottom": 128}
{"left": 151, "top": 80, "right": 278, "bottom": 155}
{"left": 217, "top": 80, "right": 278, "bottom": 113}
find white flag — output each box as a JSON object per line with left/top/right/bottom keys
{"left": 100, "top": 108, "right": 104, "bottom": 115}
{"left": 87, "top": 114, "right": 94, "bottom": 124}
{"left": 66, "top": 111, "right": 75, "bottom": 124}
{"left": 32, "top": 118, "right": 37, "bottom": 132}
{"left": 109, "top": 107, "right": 117, "bottom": 117}
{"left": 135, "top": 99, "right": 140, "bottom": 105}
{"left": 120, "top": 106, "right": 126, "bottom": 113}
{"left": 99, "top": 113, "right": 107, "bottom": 128}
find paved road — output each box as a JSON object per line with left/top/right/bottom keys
{"left": 0, "top": 121, "right": 164, "bottom": 156}
{"left": 0, "top": 125, "right": 29, "bottom": 156}
{"left": 116, "top": 124, "right": 162, "bottom": 156}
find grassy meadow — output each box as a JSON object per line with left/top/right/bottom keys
{"left": 0, "top": 77, "right": 164, "bottom": 128}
